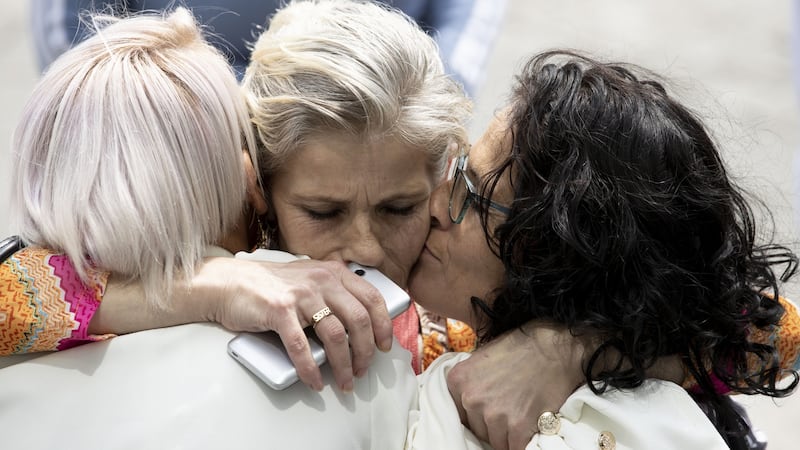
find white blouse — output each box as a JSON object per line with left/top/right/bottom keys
{"left": 406, "top": 352, "right": 729, "bottom": 450}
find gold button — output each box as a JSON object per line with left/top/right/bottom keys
{"left": 537, "top": 411, "right": 561, "bottom": 435}
{"left": 598, "top": 431, "right": 616, "bottom": 449}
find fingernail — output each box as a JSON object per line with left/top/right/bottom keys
{"left": 354, "top": 368, "right": 367, "bottom": 378}
{"left": 379, "top": 337, "right": 392, "bottom": 352}
{"left": 341, "top": 381, "right": 354, "bottom": 393}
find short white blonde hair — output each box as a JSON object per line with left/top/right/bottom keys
{"left": 10, "top": 8, "right": 257, "bottom": 308}
{"left": 242, "top": 0, "right": 471, "bottom": 179}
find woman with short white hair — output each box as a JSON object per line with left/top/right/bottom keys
{"left": 11, "top": 7, "right": 256, "bottom": 307}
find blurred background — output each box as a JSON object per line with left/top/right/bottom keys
{"left": 2, "top": 0, "right": 799, "bottom": 446}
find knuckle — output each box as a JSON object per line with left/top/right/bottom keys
{"left": 287, "top": 284, "right": 316, "bottom": 302}
{"left": 460, "top": 384, "right": 493, "bottom": 411}
{"left": 460, "top": 394, "right": 483, "bottom": 411}
{"left": 361, "top": 285, "right": 383, "bottom": 307}
{"left": 352, "top": 342, "right": 375, "bottom": 359}
{"left": 307, "top": 266, "right": 337, "bottom": 284}
{"left": 267, "top": 303, "right": 299, "bottom": 328}
{"left": 266, "top": 292, "right": 297, "bottom": 312}
{"left": 295, "top": 364, "right": 318, "bottom": 383}
{"left": 349, "top": 307, "right": 372, "bottom": 330}
{"left": 487, "top": 408, "right": 509, "bottom": 425}
{"left": 295, "top": 362, "right": 313, "bottom": 376}
{"left": 446, "top": 365, "right": 467, "bottom": 385}
{"left": 323, "top": 323, "right": 349, "bottom": 346}
{"left": 283, "top": 333, "right": 309, "bottom": 355}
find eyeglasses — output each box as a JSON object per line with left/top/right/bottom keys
{"left": 448, "top": 155, "right": 511, "bottom": 224}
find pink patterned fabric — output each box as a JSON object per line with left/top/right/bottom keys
{"left": 48, "top": 254, "right": 110, "bottom": 350}
{"left": 392, "top": 301, "right": 421, "bottom": 374}
{"left": 0, "top": 247, "right": 112, "bottom": 355}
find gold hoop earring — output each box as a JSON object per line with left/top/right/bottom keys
{"left": 255, "top": 215, "right": 270, "bottom": 249}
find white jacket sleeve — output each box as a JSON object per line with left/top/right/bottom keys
{"left": 405, "top": 353, "right": 728, "bottom": 450}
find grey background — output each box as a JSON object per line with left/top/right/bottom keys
{"left": 2, "top": 1, "right": 799, "bottom": 445}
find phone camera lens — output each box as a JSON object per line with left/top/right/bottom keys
{"left": 355, "top": 269, "right": 366, "bottom": 276}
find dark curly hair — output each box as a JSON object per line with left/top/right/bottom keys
{"left": 472, "top": 50, "right": 798, "bottom": 449}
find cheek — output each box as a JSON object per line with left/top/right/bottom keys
{"left": 389, "top": 212, "right": 429, "bottom": 260}
{"left": 408, "top": 251, "right": 447, "bottom": 310}
{"left": 379, "top": 211, "right": 430, "bottom": 282}
{"left": 457, "top": 235, "right": 505, "bottom": 295}
{"left": 409, "top": 260, "right": 476, "bottom": 326}
{"left": 438, "top": 225, "right": 505, "bottom": 323}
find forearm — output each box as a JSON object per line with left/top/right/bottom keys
{"left": 0, "top": 246, "right": 217, "bottom": 344}
{"left": 518, "top": 321, "right": 684, "bottom": 386}
{"left": 87, "top": 274, "right": 212, "bottom": 335}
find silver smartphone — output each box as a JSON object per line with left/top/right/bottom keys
{"left": 227, "top": 263, "right": 411, "bottom": 390}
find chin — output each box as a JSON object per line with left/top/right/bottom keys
{"left": 407, "top": 270, "right": 444, "bottom": 316}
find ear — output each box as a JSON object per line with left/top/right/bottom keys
{"left": 242, "top": 150, "right": 268, "bottom": 216}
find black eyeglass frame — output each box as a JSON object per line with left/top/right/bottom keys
{"left": 448, "top": 155, "right": 511, "bottom": 224}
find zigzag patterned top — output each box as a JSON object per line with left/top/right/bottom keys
{"left": 0, "top": 247, "right": 112, "bottom": 355}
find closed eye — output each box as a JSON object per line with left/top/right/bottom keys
{"left": 305, "top": 208, "right": 343, "bottom": 220}
{"left": 380, "top": 203, "right": 420, "bottom": 216}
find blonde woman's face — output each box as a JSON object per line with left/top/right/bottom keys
{"left": 269, "top": 134, "right": 435, "bottom": 287}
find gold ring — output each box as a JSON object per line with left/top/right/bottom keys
{"left": 537, "top": 411, "right": 561, "bottom": 436}
{"left": 311, "top": 306, "right": 333, "bottom": 329}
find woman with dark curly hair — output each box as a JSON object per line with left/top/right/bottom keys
{"left": 408, "top": 50, "right": 799, "bottom": 449}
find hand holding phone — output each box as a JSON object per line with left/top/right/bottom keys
{"left": 228, "top": 263, "right": 410, "bottom": 390}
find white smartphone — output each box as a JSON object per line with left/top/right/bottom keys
{"left": 227, "top": 263, "right": 411, "bottom": 390}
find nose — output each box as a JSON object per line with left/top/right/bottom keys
{"left": 429, "top": 180, "right": 452, "bottom": 230}
{"left": 341, "top": 214, "right": 385, "bottom": 268}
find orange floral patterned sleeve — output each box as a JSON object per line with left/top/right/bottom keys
{"left": 780, "top": 298, "right": 800, "bottom": 371}
{"left": 682, "top": 296, "right": 800, "bottom": 392}
{"left": 746, "top": 297, "right": 800, "bottom": 374}
{"left": 419, "top": 307, "right": 477, "bottom": 372}
{"left": 1, "top": 247, "right": 113, "bottom": 355}
{"left": 391, "top": 301, "right": 476, "bottom": 375}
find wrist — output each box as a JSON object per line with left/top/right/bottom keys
{"left": 88, "top": 273, "right": 205, "bottom": 335}
{"left": 183, "top": 258, "right": 233, "bottom": 324}
{"left": 519, "top": 321, "right": 588, "bottom": 390}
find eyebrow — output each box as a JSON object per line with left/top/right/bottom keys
{"left": 465, "top": 164, "right": 482, "bottom": 186}
{"left": 290, "top": 187, "right": 431, "bottom": 205}
{"left": 289, "top": 195, "right": 349, "bottom": 207}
